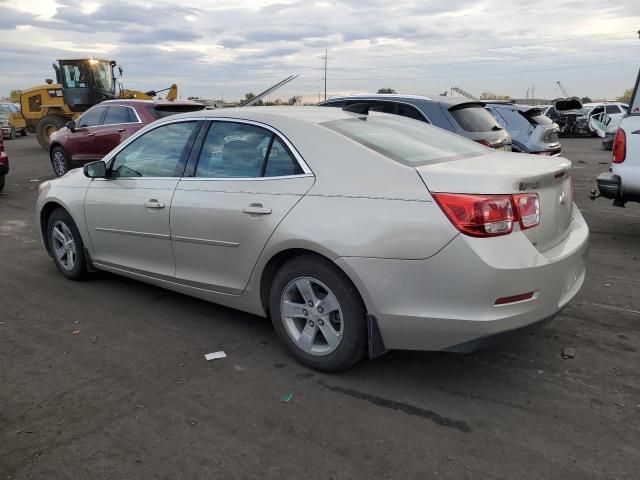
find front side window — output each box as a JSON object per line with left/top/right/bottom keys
{"left": 104, "top": 106, "right": 135, "bottom": 125}
{"left": 605, "top": 105, "right": 621, "bottom": 114}
{"left": 111, "top": 121, "right": 197, "bottom": 178}
{"left": 77, "top": 107, "right": 107, "bottom": 128}
{"left": 195, "top": 122, "right": 301, "bottom": 178}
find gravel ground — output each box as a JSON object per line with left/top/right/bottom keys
{"left": 1, "top": 135, "right": 639, "bottom": 479}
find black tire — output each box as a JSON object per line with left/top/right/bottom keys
{"left": 46, "top": 208, "right": 88, "bottom": 280}
{"left": 36, "top": 115, "right": 67, "bottom": 150}
{"left": 269, "top": 255, "right": 367, "bottom": 372}
{"left": 9, "top": 127, "right": 16, "bottom": 140}
{"left": 50, "top": 146, "right": 71, "bottom": 177}
{"left": 0, "top": 175, "right": 5, "bottom": 193}
{"left": 20, "top": 129, "right": 27, "bottom": 137}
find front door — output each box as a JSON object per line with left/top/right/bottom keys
{"left": 84, "top": 120, "right": 200, "bottom": 277}
{"left": 170, "top": 120, "right": 314, "bottom": 294}
{"left": 68, "top": 105, "right": 108, "bottom": 162}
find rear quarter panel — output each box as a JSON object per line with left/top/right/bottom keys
{"left": 616, "top": 115, "right": 640, "bottom": 196}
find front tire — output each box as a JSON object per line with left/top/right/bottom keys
{"left": 36, "top": 115, "right": 67, "bottom": 150}
{"left": 0, "top": 175, "right": 5, "bottom": 192}
{"left": 46, "top": 208, "right": 88, "bottom": 280}
{"left": 9, "top": 127, "right": 16, "bottom": 140}
{"left": 269, "top": 255, "right": 367, "bottom": 372}
{"left": 51, "top": 147, "right": 71, "bottom": 177}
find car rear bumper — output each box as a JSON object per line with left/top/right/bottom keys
{"left": 336, "top": 208, "right": 589, "bottom": 351}
{"left": 597, "top": 172, "right": 621, "bottom": 200}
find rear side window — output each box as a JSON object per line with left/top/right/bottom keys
{"left": 195, "top": 122, "right": 302, "bottom": 178}
{"left": 449, "top": 106, "right": 501, "bottom": 132}
{"left": 322, "top": 114, "right": 486, "bottom": 166}
{"left": 605, "top": 105, "right": 621, "bottom": 114}
{"left": 398, "top": 104, "right": 428, "bottom": 123}
{"left": 104, "top": 106, "right": 135, "bottom": 125}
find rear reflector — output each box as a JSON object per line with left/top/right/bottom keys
{"left": 495, "top": 292, "right": 535, "bottom": 305}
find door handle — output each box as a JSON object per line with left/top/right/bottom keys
{"left": 242, "top": 203, "right": 272, "bottom": 215}
{"left": 144, "top": 199, "right": 165, "bottom": 209}
{"left": 87, "top": 133, "right": 95, "bottom": 137}
{"left": 117, "top": 128, "right": 125, "bottom": 132}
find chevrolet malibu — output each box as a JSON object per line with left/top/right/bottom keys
{"left": 36, "top": 107, "right": 589, "bottom": 371}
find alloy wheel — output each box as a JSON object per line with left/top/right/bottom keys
{"left": 52, "top": 151, "right": 67, "bottom": 176}
{"left": 51, "top": 221, "right": 76, "bottom": 271}
{"left": 280, "top": 277, "right": 344, "bottom": 356}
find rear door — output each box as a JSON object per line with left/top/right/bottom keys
{"left": 84, "top": 120, "right": 200, "bottom": 277}
{"left": 93, "top": 105, "right": 143, "bottom": 158}
{"left": 170, "top": 119, "right": 314, "bottom": 294}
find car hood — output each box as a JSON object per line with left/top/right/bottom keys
{"left": 552, "top": 97, "right": 583, "bottom": 113}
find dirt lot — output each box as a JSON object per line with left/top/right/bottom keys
{"left": 1, "top": 136, "right": 639, "bottom": 479}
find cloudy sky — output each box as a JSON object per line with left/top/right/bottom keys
{"left": 1, "top": 0, "right": 639, "bottom": 102}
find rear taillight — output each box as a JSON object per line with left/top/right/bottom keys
{"left": 432, "top": 192, "right": 540, "bottom": 237}
{"left": 512, "top": 193, "right": 540, "bottom": 229}
{"left": 612, "top": 129, "right": 626, "bottom": 163}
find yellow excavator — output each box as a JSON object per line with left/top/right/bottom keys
{"left": 10, "top": 58, "right": 178, "bottom": 150}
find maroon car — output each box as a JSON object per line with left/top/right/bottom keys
{"left": 48, "top": 99, "right": 205, "bottom": 176}
{"left": 0, "top": 135, "right": 8, "bottom": 192}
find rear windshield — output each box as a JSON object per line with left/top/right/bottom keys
{"left": 322, "top": 114, "right": 487, "bottom": 166}
{"left": 520, "top": 109, "right": 553, "bottom": 125}
{"left": 151, "top": 104, "right": 205, "bottom": 119}
{"left": 449, "top": 105, "right": 501, "bottom": 132}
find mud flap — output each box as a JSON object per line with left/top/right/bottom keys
{"left": 367, "top": 314, "right": 388, "bottom": 359}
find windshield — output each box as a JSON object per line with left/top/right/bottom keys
{"left": 0, "top": 104, "right": 16, "bottom": 114}
{"left": 449, "top": 106, "right": 501, "bottom": 132}
{"left": 89, "top": 60, "right": 115, "bottom": 94}
{"left": 322, "top": 114, "right": 487, "bottom": 166}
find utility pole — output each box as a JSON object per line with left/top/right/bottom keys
{"left": 322, "top": 49, "right": 328, "bottom": 101}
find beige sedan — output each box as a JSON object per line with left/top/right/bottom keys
{"left": 37, "top": 106, "right": 588, "bottom": 371}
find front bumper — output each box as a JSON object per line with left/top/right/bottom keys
{"left": 336, "top": 208, "right": 589, "bottom": 351}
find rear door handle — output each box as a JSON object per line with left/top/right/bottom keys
{"left": 242, "top": 203, "right": 272, "bottom": 215}
{"left": 144, "top": 199, "right": 165, "bottom": 209}
{"left": 87, "top": 133, "right": 95, "bottom": 137}
{"left": 117, "top": 128, "right": 125, "bottom": 132}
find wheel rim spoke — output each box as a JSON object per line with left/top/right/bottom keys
{"left": 297, "top": 321, "right": 317, "bottom": 352}
{"left": 281, "top": 300, "right": 307, "bottom": 319}
{"left": 317, "top": 291, "right": 340, "bottom": 315}
{"left": 51, "top": 221, "right": 75, "bottom": 271}
{"left": 318, "top": 320, "right": 342, "bottom": 350}
{"left": 295, "top": 278, "right": 318, "bottom": 306}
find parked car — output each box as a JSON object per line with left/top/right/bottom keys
{"left": 318, "top": 94, "right": 512, "bottom": 150}
{"left": 37, "top": 106, "right": 588, "bottom": 371}
{"left": 485, "top": 102, "right": 561, "bottom": 155}
{"left": 48, "top": 99, "right": 205, "bottom": 177}
{"left": 543, "top": 98, "right": 590, "bottom": 137}
{"left": 596, "top": 69, "right": 640, "bottom": 207}
{"left": 0, "top": 102, "right": 27, "bottom": 139}
{"left": 0, "top": 135, "right": 8, "bottom": 192}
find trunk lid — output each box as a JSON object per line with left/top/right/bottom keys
{"left": 417, "top": 151, "right": 574, "bottom": 252}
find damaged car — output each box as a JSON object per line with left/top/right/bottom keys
{"left": 543, "top": 97, "right": 589, "bottom": 137}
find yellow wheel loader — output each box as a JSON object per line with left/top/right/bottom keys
{"left": 10, "top": 58, "right": 178, "bottom": 150}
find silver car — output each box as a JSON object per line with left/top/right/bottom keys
{"left": 36, "top": 106, "right": 589, "bottom": 371}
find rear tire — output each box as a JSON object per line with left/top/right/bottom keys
{"left": 36, "top": 115, "right": 67, "bottom": 150}
{"left": 0, "top": 175, "right": 5, "bottom": 192}
{"left": 20, "top": 129, "right": 27, "bottom": 137}
{"left": 9, "top": 127, "right": 16, "bottom": 140}
{"left": 269, "top": 255, "right": 367, "bottom": 372}
{"left": 46, "top": 208, "right": 88, "bottom": 280}
{"left": 50, "top": 146, "right": 71, "bottom": 177}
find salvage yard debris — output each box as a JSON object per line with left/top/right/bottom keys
{"left": 204, "top": 351, "right": 227, "bottom": 361}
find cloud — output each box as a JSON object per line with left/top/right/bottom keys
{"left": 0, "top": 0, "right": 639, "bottom": 102}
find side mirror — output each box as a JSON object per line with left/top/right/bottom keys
{"left": 84, "top": 161, "right": 107, "bottom": 179}
{"left": 66, "top": 120, "right": 76, "bottom": 132}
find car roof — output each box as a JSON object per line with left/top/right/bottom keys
{"left": 98, "top": 99, "right": 202, "bottom": 107}
{"left": 323, "top": 94, "right": 484, "bottom": 109}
